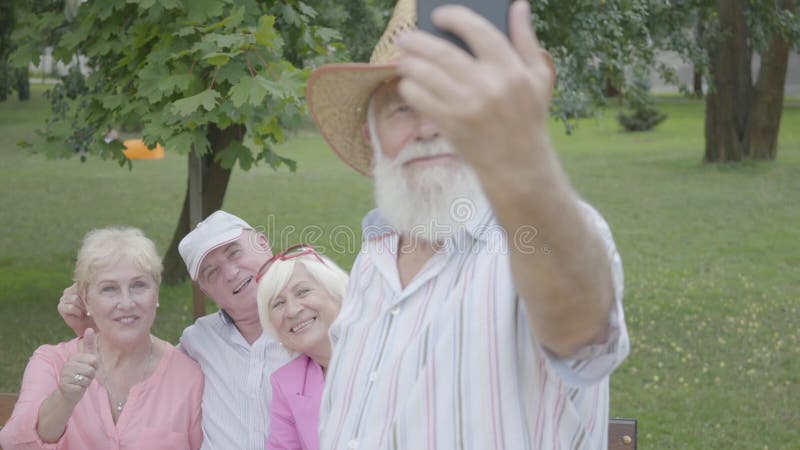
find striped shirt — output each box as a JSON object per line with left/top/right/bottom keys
{"left": 180, "top": 311, "right": 293, "bottom": 450}
{"left": 319, "top": 204, "right": 629, "bottom": 450}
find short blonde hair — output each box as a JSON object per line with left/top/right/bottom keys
{"left": 73, "top": 227, "right": 163, "bottom": 295}
{"left": 256, "top": 252, "right": 349, "bottom": 339}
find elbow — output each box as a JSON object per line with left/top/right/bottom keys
{"left": 540, "top": 317, "right": 612, "bottom": 358}
{"left": 537, "top": 289, "right": 615, "bottom": 358}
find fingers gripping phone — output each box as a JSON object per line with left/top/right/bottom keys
{"left": 417, "top": 0, "right": 512, "bottom": 54}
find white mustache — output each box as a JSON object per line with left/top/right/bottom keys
{"left": 390, "top": 139, "right": 456, "bottom": 167}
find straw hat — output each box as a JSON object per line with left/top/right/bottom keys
{"left": 306, "top": 0, "right": 417, "bottom": 176}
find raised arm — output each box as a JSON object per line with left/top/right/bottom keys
{"left": 0, "top": 331, "right": 98, "bottom": 448}
{"left": 37, "top": 330, "right": 98, "bottom": 443}
{"left": 395, "top": 1, "right": 614, "bottom": 357}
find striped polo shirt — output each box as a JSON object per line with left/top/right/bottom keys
{"left": 319, "top": 204, "right": 629, "bottom": 450}
{"left": 179, "top": 311, "right": 293, "bottom": 450}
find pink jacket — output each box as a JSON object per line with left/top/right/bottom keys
{"left": 0, "top": 337, "right": 203, "bottom": 450}
{"left": 265, "top": 354, "right": 324, "bottom": 450}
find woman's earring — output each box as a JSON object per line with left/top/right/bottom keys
{"left": 156, "top": 302, "right": 160, "bottom": 308}
{"left": 86, "top": 311, "right": 91, "bottom": 317}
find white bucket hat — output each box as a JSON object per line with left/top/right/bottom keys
{"left": 178, "top": 210, "right": 254, "bottom": 280}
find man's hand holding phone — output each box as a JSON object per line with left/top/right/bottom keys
{"left": 399, "top": 0, "right": 556, "bottom": 180}
{"left": 417, "top": 0, "right": 511, "bottom": 55}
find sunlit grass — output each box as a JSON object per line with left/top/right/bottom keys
{"left": 1, "top": 86, "right": 798, "bottom": 448}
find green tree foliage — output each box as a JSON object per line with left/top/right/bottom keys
{"left": 528, "top": 0, "right": 798, "bottom": 153}
{"left": 648, "top": 0, "right": 713, "bottom": 93}
{"left": 0, "top": 0, "right": 15, "bottom": 101}
{"left": 334, "top": 0, "right": 401, "bottom": 62}
{"left": 12, "top": 0, "right": 348, "bottom": 283}
{"left": 702, "top": 0, "right": 799, "bottom": 161}
{"left": 529, "top": 0, "right": 659, "bottom": 132}
{"left": 0, "top": 0, "right": 32, "bottom": 101}
{"left": 618, "top": 72, "right": 668, "bottom": 131}
{"left": 13, "top": 0, "right": 340, "bottom": 170}
{"left": 647, "top": 0, "right": 799, "bottom": 161}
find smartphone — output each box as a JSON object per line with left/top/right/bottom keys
{"left": 417, "top": 0, "right": 512, "bottom": 54}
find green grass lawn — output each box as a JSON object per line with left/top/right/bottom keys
{"left": 1, "top": 85, "right": 798, "bottom": 449}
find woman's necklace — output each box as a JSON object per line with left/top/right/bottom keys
{"left": 98, "top": 336, "right": 155, "bottom": 414}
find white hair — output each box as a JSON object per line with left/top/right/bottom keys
{"left": 256, "top": 253, "right": 349, "bottom": 339}
{"left": 74, "top": 227, "right": 162, "bottom": 296}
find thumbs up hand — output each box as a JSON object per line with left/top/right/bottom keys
{"left": 58, "top": 328, "right": 99, "bottom": 405}
{"left": 81, "top": 328, "right": 97, "bottom": 354}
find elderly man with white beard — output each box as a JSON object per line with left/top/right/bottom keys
{"left": 306, "top": 1, "right": 629, "bottom": 449}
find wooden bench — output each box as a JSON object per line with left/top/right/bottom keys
{"left": 1, "top": 392, "right": 636, "bottom": 449}
{"left": 609, "top": 418, "right": 638, "bottom": 450}
{"left": 0, "top": 392, "right": 17, "bottom": 429}
{"left": 1, "top": 392, "right": 19, "bottom": 450}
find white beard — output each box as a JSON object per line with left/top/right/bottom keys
{"left": 372, "top": 139, "right": 487, "bottom": 243}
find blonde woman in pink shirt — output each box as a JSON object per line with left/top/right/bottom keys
{"left": 0, "top": 227, "right": 203, "bottom": 450}
{"left": 256, "top": 245, "right": 349, "bottom": 450}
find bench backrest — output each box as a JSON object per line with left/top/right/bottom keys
{"left": 1, "top": 392, "right": 636, "bottom": 449}
{"left": 608, "top": 418, "right": 638, "bottom": 450}
{"left": 1, "top": 392, "right": 19, "bottom": 430}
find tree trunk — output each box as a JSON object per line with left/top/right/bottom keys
{"left": 604, "top": 76, "right": 620, "bottom": 98}
{"left": 704, "top": 0, "right": 751, "bottom": 162}
{"left": 693, "top": 69, "right": 703, "bottom": 97}
{"left": 162, "top": 123, "right": 246, "bottom": 285}
{"left": 743, "top": 0, "right": 793, "bottom": 160}
{"left": 693, "top": 19, "right": 704, "bottom": 97}
{"left": 15, "top": 67, "right": 29, "bottom": 101}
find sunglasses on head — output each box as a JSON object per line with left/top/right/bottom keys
{"left": 255, "top": 244, "right": 326, "bottom": 283}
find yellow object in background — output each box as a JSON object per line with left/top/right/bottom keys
{"left": 123, "top": 139, "right": 165, "bottom": 160}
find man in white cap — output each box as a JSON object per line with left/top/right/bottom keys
{"left": 307, "top": 1, "right": 628, "bottom": 449}
{"left": 58, "top": 210, "right": 292, "bottom": 450}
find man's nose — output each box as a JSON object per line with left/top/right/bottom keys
{"left": 415, "top": 116, "right": 440, "bottom": 141}
{"left": 224, "top": 264, "right": 239, "bottom": 281}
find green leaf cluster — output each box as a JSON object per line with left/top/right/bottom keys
{"left": 13, "top": 0, "right": 342, "bottom": 171}
{"left": 644, "top": 0, "right": 799, "bottom": 94}
{"left": 530, "top": 0, "right": 658, "bottom": 132}
{"left": 528, "top": 0, "right": 799, "bottom": 132}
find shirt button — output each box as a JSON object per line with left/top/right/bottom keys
{"left": 391, "top": 307, "right": 400, "bottom": 316}
{"left": 369, "top": 371, "right": 378, "bottom": 382}
{"left": 347, "top": 439, "right": 358, "bottom": 449}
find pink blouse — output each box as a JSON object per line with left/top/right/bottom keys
{"left": 0, "top": 337, "right": 203, "bottom": 450}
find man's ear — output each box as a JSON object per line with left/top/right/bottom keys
{"left": 256, "top": 232, "right": 272, "bottom": 255}
{"left": 361, "top": 122, "right": 371, "bottom": 146}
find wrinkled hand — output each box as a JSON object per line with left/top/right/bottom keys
{"left": 396, "top": 0, "right": 555, "bottom": 179}
{"left": 58, "top": 328, "right": 98, "bottom": 405}
{"left": 58, "top": 283, "right": 95, "bottom": 336}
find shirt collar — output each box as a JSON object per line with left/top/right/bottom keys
{"left": 362, "top": 204, "right": 496, "bottom": 244}
{"left": 216, "top": 309, "right": 277, "bottom": 349}
{"left": 218, "top": 308, "right": 235, "bottom": 325}
{"left": 361, "top": 208, "right": 395, "bottom": 241}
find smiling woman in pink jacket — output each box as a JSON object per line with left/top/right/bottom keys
{"left": 256, "top": 245, "right": 349, "bottom": 450}
{"left": 0, "top": 227, "right": 203, "bottom": 450}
